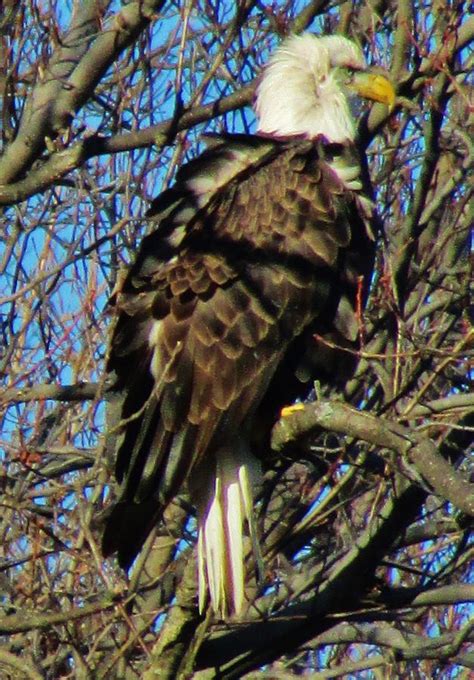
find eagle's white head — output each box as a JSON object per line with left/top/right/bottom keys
{"left": 256, "top": 34, "right": 394, "bottom": 143}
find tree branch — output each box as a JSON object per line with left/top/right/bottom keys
{"left": 272, "top": 400, "right": 474, "bottom": 517}
{"left": 0, "top": 1, "right": 101, "bottom": 184}
{"left": 0, "top": 381, "right": 99, "bottom": 404}
{"left": 0, "top": 598, "right": 117, "bottom": 634}
{"left": 0, "top": 1, "right": 170, "bottom": 186}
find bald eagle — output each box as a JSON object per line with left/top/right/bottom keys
{"left": 102, "top": 34, "right": 394, "bottom": 618}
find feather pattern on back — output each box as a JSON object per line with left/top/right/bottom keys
{"left": 102, "top": 32, "right": 387, "bottom": 617}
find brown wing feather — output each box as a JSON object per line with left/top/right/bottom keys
{"left": 102, "top": 136, "right": 375, "bottom": 567}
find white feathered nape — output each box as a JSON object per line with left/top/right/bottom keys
{"left": 256, "top": 34, "right": 366, "bottom": 143}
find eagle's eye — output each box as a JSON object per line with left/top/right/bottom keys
{"left": 338, "top": 66, "right": 357, "bottom": 85}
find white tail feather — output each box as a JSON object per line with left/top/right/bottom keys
{"left": 239, "top": 464, "right": 264, "bottom": 582}
{"left": 197, "top": 447, "right": 260, "bottom": 618}
{"left": 197, "top": 524, "right": 207, "bottom": 614}
{"left": 203, "top": 476, "right": 226, "bottom": 612}
{"left": 224, "top": 467, "right": 245, "bottom": 614}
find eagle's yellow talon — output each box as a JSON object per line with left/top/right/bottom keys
{"left": 280, "top": 403, "right": 305, "bottom": 418}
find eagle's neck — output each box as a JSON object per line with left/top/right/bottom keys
{"left": 256, "top": 35, "right": 357, "bottom": 144}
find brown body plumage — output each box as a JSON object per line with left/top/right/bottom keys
{"left": 102, "top": 34, "right": 394, "bottom": 617}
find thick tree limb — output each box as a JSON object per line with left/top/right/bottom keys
{"left": 272, "top": 400, "right": 474, "bottom": 517}
{"left": 0, "top": 381, "right": 98, "bottom": 404}
{"left": 0, "top": 1, "right": 101, "bottom": 185}
{"left": 0, "top": 1, "right": 167, "bottom": 186}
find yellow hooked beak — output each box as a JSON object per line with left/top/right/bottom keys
{"left": 351, "top": 72, "right": 396, "bottom": 112}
